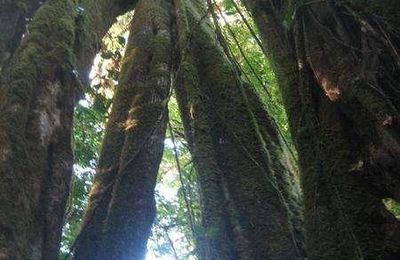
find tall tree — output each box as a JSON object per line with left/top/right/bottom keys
{"left": 72, "top": 0, "right": 173, "bottom": 258}
{"left": 174, "top": 0, "right": 304, "bottom": 258}
{"left": 0, "top": 0, "right": 134, "bottom": 258}
{"left": 241, "top": 0, "right": 400, "bottom": 258}
{"left": 72, "top": 0, "right": 304, "bottom": 258}
{"left": 174, "top": 1, "right": 237, "bottom": 258}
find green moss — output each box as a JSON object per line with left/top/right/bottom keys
{"left": 0, "top": 0, "right": 77, "bottom": 257}
{"left": 243, "top": 0, "right": 400, "bottom": 258}
{"left": 3, "top": 0, "right": 75, "bottom": 109}
{"left": 73, "top": 0, "right": 173, "bottom": 258}
{"left": 171, "top": 1, "right": 305, "bottom": 258}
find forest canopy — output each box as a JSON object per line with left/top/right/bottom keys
{"left": 0, "top": 0, "right": 399, "bottom": 259}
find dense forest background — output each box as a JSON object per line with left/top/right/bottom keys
{"left": 0, "top": 0, "right": 399, "bottom": 259}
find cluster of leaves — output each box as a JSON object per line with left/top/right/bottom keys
{"left": 383, "top": 198, "right": 400, "bottom": 219}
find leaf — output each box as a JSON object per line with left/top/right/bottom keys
{"left": 117, "top": 35, "right": 126, "bottom": 46}
{"left": 100, "top": 50, "right": 113, "bottom": 59}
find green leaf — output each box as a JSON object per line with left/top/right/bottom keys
{"left": 117, "top": 35, "right": 126, "bottom": 46}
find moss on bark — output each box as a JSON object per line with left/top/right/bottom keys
{"left": 174, "top": 1, "right": 238, "bottom": 258}
{"left": 242, "top": 0, "right": 400, "bottom": 258}
{"left": 0, "top": 0, "right": 42, "bottom": 70}
{"left": 173, "top": 0, "right": 304, "bottom": 258}
{"left": 0, "top": 0, "right": 136, "bottom": 258}
{"left": 0, "top": 1, "right": 76, "bottom": 258}
{"left": 73, "top": 0, "right": 173, "bottom": 259}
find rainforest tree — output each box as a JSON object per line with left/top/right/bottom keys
{"left": 174, "top": 0, "right": 303, "bottom": 258}
{"left": 72, "top": 0, "right": 173, "bottom": 258}
{"left": 72, "top": 0, "right": 303, "bottom": 258}
{"left": 241, "top": 0, "right": 400, "bottom": 258}
{"left": 0, "top": 0, "right": 135, "bottom": 258}
{"left": 0, "top": 0, "right": 42, "bottom": 68}
{"left": 1, "top": 0, "right": 399, "bottom": 259}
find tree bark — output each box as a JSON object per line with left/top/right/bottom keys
{"left": 0, "top": 0, "right": 135, "bottom": 258}
{"left": 174, "top": 1, "right": 238, "bottom": 259}
{"left": 72, "top": 0, "right": 173, "bottom": 259}
{"left": 174, "top": 0, "right": 304, "bottom": 258}
{"left": 241, "top": 0, "right": 400, "bottom": 258}
{"left": 0, "top": 0, "right": 43, "bottom": 69}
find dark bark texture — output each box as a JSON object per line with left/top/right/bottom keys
{"left": 0, "top": 0, "right": 135, "bottom": 258}
{"left": 0, "top": 0, "right": 43, "bottom": 69}
{"left": 174, "top": 1, "right": 238, "bottom": 258}
{"left": 72, "top": 0, "right": 173, "bottom": 259}
{"left": 174, "top": 0, "right": 304, "bottom": 259}
{"left": 242, "top": 0, "right": 400, "bottom": 258}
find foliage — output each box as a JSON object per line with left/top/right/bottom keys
{"left": 60, "top": 168, "right": 95, "bottom": 258}
{"left": 148, "top": 96, "right": 201, "bottom": 259}
{"left": 383, "top": 199, "right": 400, "bottom": 220}
{"left": 73, "top": 104, "right": 106, "bottom": 168}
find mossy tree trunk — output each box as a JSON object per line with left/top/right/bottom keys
{"left": 174, "top": 1, "right": 238, "bottom": 258}
{"left": 174, "top": 0, "right": 304, "bottom": 259}
{"left": 0, "top": 0, "right": 43, "bottom": 69}
{"left": 0, "top": 0, "right": 135, "bottom": 258}
{"left": 72, "top": 0, "right": 173, "bottom": 259}
{"left": 242, "top": 0, "right": 400, "bottom": 258}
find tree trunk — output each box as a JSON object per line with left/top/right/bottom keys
{"left": 0, "top": 0, "right": 43, "bottom": 69}
{"left": 296, "top": 1, "right": 400, "bottom": 197}
{"left": 242, "top": 0, "right": 400, "bottom": 258}
{"left": 72, "top": 0, "right": 173, "bottom": 259}
{"left": 174, "top": 1, "right": 237, "bottom": 258}
{"left": 174, "top": 0, "right": 304, "bottom": 258}
{"left": 0, "top": 0, "right": 135, "bottom": 258}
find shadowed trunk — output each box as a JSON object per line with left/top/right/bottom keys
{"left": 241, "top": 0, "right": 400, "bottom": 258}
{"left": 174, "top": 1, "right": 237, "bottom": 258}
{"left": 174, "top": 0, "right": 304, "bottom": 258}
{"left": 0, "top": 0, "right": 43, "bottom": 69}
{"left": 72, "top": 0, "right": 173, "bottom": 259}
{"left": 0, "top": 0, "right": 135, "bottom": 258}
